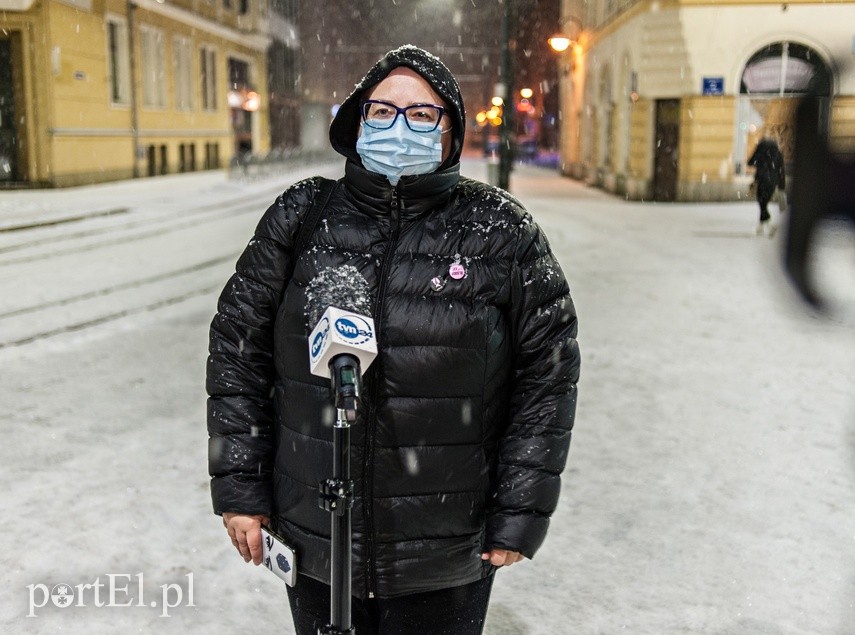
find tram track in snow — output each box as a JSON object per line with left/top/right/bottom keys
{"left": 0, "top": 253, "right": 238, "bottom": 321}
{"left": 0, "top": 283, "right": 224, "bottom": 349}
{"left": 0, "top": 252, "right": 240, "bottom": 349}
{"left": 0, "top": 187, "right": 278, "bottom": 266}
{"left": 0, "top": 162, "right": 344, "bottom": 349}
{"left": 0, "top": 189, "right": 272, "bottom": 348}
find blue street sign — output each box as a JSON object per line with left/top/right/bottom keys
{"left": 702, "top": 77, "right": 724, "bottom": 95}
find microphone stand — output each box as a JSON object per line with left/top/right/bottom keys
{"left": 318, "top": 355, "right": 361, "bottom": 635}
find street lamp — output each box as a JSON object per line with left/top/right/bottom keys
{"left": 548, "top": 14, "right": 583, "bottom": 54}
{"left": 547, "top": 36, "right": 572, "bottom": 53}
{"left": 547, "top": 15, "right": 583, "bottom": 77}
{"left": 547, "top": 15, "right": 583, "bottom": 175}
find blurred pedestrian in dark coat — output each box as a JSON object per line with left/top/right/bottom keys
{"left": 748, "top": 137, "right": 787, "bottom": 236}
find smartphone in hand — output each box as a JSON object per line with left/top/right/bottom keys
{"left": 260, "top": 525, "right": 298, "bottom": 587}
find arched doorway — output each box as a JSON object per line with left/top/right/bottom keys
{"left": 734, "top": 42, "right": 831, "bottom": 174}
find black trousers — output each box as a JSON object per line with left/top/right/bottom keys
{"left": 756, "top": 179, "right": 776, "bottom": 221}
{"left": 286, "top": 574, "right": 495, "bottom": 635}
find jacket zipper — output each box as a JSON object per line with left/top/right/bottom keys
{"left": 364, "top": 187, "right": 401, "bottom": 598}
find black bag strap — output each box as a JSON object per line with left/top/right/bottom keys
{"left": 293, "top": 177, "right": 339, "bottom": 261}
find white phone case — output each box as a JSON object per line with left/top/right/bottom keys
{"left": 260, "top": 525, "right": 297, "bottom": 587}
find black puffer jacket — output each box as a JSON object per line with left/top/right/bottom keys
{"left": 207, "top": 45, "right": 580, "bottom": 599}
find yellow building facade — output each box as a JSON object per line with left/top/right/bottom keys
{"left": 0, "top": 0, "right": 270, "bottom": 187}
{"left": 556, "top": 0, "right": 855, "bottom": 201}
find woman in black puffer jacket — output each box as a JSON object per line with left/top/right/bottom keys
{"left": 207, "top": 45, "right": 580, "bottom": 634}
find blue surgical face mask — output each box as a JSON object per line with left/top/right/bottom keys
{"left": 356, "top": 118, "right": 444, "bottom": 185}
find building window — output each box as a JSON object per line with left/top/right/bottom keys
{"left": 228, "top": 58, "right": 254, "bottom": 155}
{"left": 179, "top": 142, "right": 196, "bottom": 172}
{"left": 161, "top": 145, "right": 168, "bottom": 174}
{"left": 201, "top": 47, "right": 218, "bottom": 111}
{"left": 205, "top": 142, "right": 220, "bottom": 169}
{"left": 228, "top": 57, "right": 250, "bottom": 91}
{"left": 146, "top": 143, "right": 169, "bottom": 176}
{"left": 173, "top": 36, "right": 194, "bottom": 111}
{"left": 107, "top": 18, "right": 130, "bottom": 104}
{"left": 740, "top": 42, "right": 830, "bottom": 96}
{"left": 140, "top": 27, "right": 166, "bottom": 108}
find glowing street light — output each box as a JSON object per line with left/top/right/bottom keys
{"left": 547, "top": 36, "right": 572, "bottom": 53}
{"left": 548, "top": 15, "right": 582, "bottom": 54}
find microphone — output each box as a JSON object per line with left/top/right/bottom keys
{"left": 305, "top": 266, "right": 377, "bottom": 416}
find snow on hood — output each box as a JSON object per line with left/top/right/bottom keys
{"left": 329, "top": 45, "right": 466, "bottom": 170}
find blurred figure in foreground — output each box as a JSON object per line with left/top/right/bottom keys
{"left": 207, "top": 45, "right": 580, "bottom": 634}
{"left": 785, "top": 90, "right": 855, "bottom": 310}
{"left": 748, "top": 137, "right": 787, "bottom": 237}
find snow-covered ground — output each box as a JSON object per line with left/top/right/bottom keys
{"left": 1, "top": 159, "right": 853, "bottom": 634}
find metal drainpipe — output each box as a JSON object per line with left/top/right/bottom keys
{"left": 127, "top": 0, "right": 140, "bottom": 178}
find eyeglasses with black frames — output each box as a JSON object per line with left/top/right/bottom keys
{"left": 360, "top": 100, "right": 446, "bottom": 132}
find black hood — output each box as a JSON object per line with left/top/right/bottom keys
{"left": 329, "top": 45, "right": 466, "bottom": 170}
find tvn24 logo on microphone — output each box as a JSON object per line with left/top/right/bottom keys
{"left": 335, "top": 315, "right": 373, "bottom": 345}
{"left": 308, "top": 307, "right": 378, "bottom": 378}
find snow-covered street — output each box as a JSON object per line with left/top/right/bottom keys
{"left": 1, "top": 159, "right": 853, "bottom": 634}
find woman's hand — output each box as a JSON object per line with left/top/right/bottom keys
{"left": 481, "top": 548, "right": 524, "bottom": 567}
{"left": 223, "top": 513, "right": 269, "bottom": 565}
